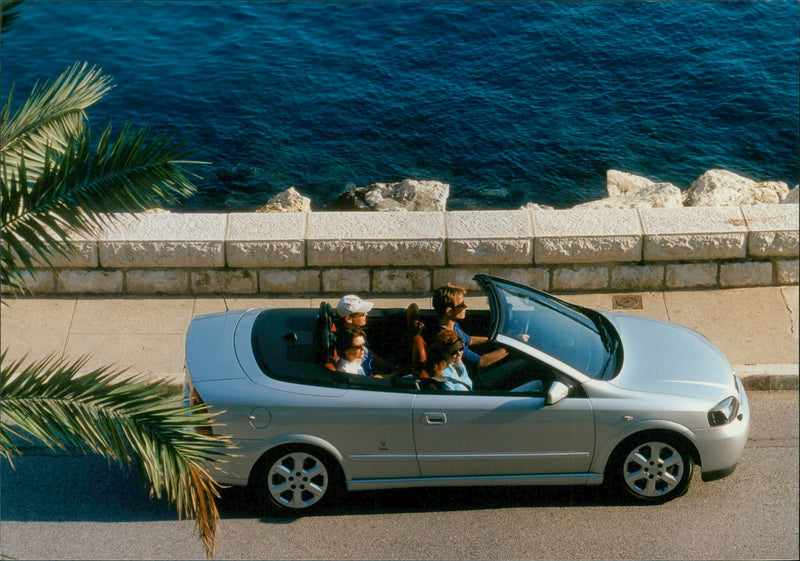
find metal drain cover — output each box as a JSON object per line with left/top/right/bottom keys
{"left": 612, "top": 295, "right": 643, "bottom": 309}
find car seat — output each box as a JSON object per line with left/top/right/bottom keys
{"left": 406, "top": 303, "right": 427, "bottom": 374}
{"left": 314, "top": 302, "right": 338, "bottom": 370}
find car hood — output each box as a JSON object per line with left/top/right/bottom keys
{"left": 603, "top": 312, "right": 736, "bottom": 400}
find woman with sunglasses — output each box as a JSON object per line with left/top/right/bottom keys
{"left": 335, "top": 328, "right": 368, "bottom": 376}
{"left": 424, "top": 330, "right": 473, "bottom": 391}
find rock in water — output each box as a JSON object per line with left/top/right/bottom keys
{"left": 256, "top": 187, "right": 311, "bottom": 212}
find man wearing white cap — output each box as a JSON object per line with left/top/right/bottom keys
{"left": 336, "top": 294, "right": 374, "bottom": 328}
{"left": 335, "top": 295, "right": 392, "bottom": 376}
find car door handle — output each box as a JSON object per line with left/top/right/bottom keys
{"left": 423, "top": 412, "right": 447, "bottom": 424}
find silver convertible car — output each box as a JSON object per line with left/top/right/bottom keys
{"left": 184, "top": 275, "right": 749, "bottom": 513}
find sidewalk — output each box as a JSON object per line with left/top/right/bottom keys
{"left": 1, "top": 286, "right": 797, "bottom": 390}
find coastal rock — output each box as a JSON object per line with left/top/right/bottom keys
{"left": 782, "top": 185, "right": 799, "bottom": 204}
{"left": 572, "top": 182, "right": 683, "bottom": 209}
{"left": 687, "top": 169, "right": 790, "bottom": 206}
{"left": 331, "top": 179, "right": 450, "bottom": 212}
{"left": 256, "top": 187, "right": 311, "bottom": 213}
{"left": 606, "top": 170, "right": 655, "bottom": 197}
{"left": 519, "top": 203, "right": 555, "bottom": 211}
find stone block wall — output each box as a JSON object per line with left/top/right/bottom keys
{"left": 7, "top": 205, "right": 798, "bottom": 296}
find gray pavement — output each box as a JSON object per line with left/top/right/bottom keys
{"left": 1, "top": 286, "right": 797, "bottom": 390}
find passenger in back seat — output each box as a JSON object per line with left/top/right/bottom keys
{"left": 335, "top": 328, "right": 367, "bottom": 375}
{"left": 335, "top": 295, "right": 395, "bottom": 377}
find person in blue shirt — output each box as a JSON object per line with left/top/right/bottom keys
{"left": 425, "top": 329, "right": 472, "bottom": 391}
{"left": 432, "top": 283, "right": 508, "bottom": 373}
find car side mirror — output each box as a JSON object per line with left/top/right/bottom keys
{"left": 546, "top": 381, "right": 569, "bottom": 405}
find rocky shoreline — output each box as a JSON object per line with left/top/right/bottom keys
{"left": 254, "top": 169, "right": 798, "bottom": 213}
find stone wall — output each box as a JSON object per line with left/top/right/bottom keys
{"left": 8, "top": 205, "right": 798, "bottom": 296}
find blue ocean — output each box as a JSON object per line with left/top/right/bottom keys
{"left": 2, "top": 0, "right": 798, "bottom": 211}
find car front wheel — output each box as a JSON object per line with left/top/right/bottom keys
{"left": 253, "top": 446, "right": 340, "bottom": 514}
{"left": 611, "top": 435, "right": 694, "bottom": 503}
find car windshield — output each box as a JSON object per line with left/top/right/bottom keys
{"left": 488, "top": 279, "right": 617, "bottom": 379}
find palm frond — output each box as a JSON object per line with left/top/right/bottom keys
{"left": 69, "top": 122, "right": 201, "bottom": 212}
{"left": 1, "top": 62, "right": 112, "bottom": 180}
{"left": 0, "top": 1, "right": 25, "bottom": 37}
{"left": 0, "top": 350, "right": 233, "bottom": 558}
{"left": 0, "top": 124, "right": 202, "bottom": 293}
{"left": 0, "top": 153, "right": 77, "bottom": 291}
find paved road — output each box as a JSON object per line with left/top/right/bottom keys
{"left": 1, "top": 391, "right": 797, "bottom": 560}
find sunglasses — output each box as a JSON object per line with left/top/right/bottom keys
{"left": 451, "top": 303, "right": 468, "bottom": 311}
{"left": 449, "top": 345, "right": 465, "bottom": 357}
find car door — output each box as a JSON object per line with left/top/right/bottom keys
{"left": 328, "top": 377, "right": 420, "bottom": 481}
{"left": 412, "top": 387, "right": 594, "bottom": 477}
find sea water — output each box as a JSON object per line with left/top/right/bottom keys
{"left": 2, "top": 0, "right": 798, "bottom": 210}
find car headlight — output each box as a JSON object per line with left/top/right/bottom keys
{"left": 708, "top": 396, "right": 739, "bottom": 426}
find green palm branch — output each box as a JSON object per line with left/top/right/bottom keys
{"left": 2, "top": 61, "right": 112, "bottom": 181}
{"left": 0, "top": 1, "right": 25, "bottom": 37}
{"left": 1, "top": 120, "right": 202, "bottom": 292}
{"left": 0, "top": 350, "right": 233, "bottom": 557}
{"left": 1, "top": 18, "right": 227, "bottom": 557}
{"left": 1, "top": 61, "right": 204, "bottom": 293}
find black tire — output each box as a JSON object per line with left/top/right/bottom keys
{"left": 608, "top": 433, "right": 694, "bottom": 503}
{"left": 252, "top": 445, "right": 341, "bottom": 515}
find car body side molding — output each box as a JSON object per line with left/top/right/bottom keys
{"left": 347, "top": 472, "right": 604, "bottom": 491}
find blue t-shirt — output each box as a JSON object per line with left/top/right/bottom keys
{"left": 361, "top": 347, "right": 375, "bottom": 376}
{"left": 437, "top": 323, "right": 481, "bottom": 370}
{"left": 441, "top": 362, "right": 472, "bottom": 391}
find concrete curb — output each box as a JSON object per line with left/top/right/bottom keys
{"left": 736, "top": 364, "right": 799, "bottom": 391}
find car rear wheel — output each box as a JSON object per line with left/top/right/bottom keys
{"left": 610, "top": 435, "right": 694, "bottom": 503}
{"left": 253, "top": 446, "right": 340, "bottom": 515}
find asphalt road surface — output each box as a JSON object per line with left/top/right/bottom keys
{"left": 1, "top": 391, "right": 797, "bottom": 560}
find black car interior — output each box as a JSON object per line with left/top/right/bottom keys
{"left": 253, "top": 303, "right": 558, "bottom": 394}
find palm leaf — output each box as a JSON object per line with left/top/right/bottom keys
{"left": 0, "top": 1, "right": 25, "bottom": 37}
{"left": 0, "top": 124, "right": 203, "bottom": 293}
{"left": 0, "top": 350, "right": 233, "bottom": 558}
{"left": 2, "top": 61, "right": 112, "bottom": 181}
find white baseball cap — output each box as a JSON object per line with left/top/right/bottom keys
{"left": 336, "top": 295, "right": 373, "bottom": 317}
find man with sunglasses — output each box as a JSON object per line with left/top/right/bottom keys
{"left": 432, "top": 283, "right": 509, "bottom": 374}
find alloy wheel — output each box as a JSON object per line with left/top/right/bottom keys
{"left": 622, "top": 440, "right": 686, "bottom": 499}
{"left": 267, "top": 450, "right": 330, "bottom": 510}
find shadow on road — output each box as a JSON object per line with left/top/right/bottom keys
{"left": 2, "top": 449, "right": 638, "bottom": 525}
{"left": 216, "top": 477, "right": 643, "bottom": 522}
{"left": 1, "top": 452, "right": 177, "bottom": 523}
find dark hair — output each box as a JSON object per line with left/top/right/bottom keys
{"left": 337, "top": 327, "right": 366, "bottom": 355}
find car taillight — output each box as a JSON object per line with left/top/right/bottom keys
{"left": 189, "top": 386, "right": 203, "bottom": 406}
{"left": 184, "top": 382, "right": 214, "bottom": 436}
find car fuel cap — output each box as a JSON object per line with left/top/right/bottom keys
{"left": 248, "top": 407, "right": 271, "bottom": 429}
